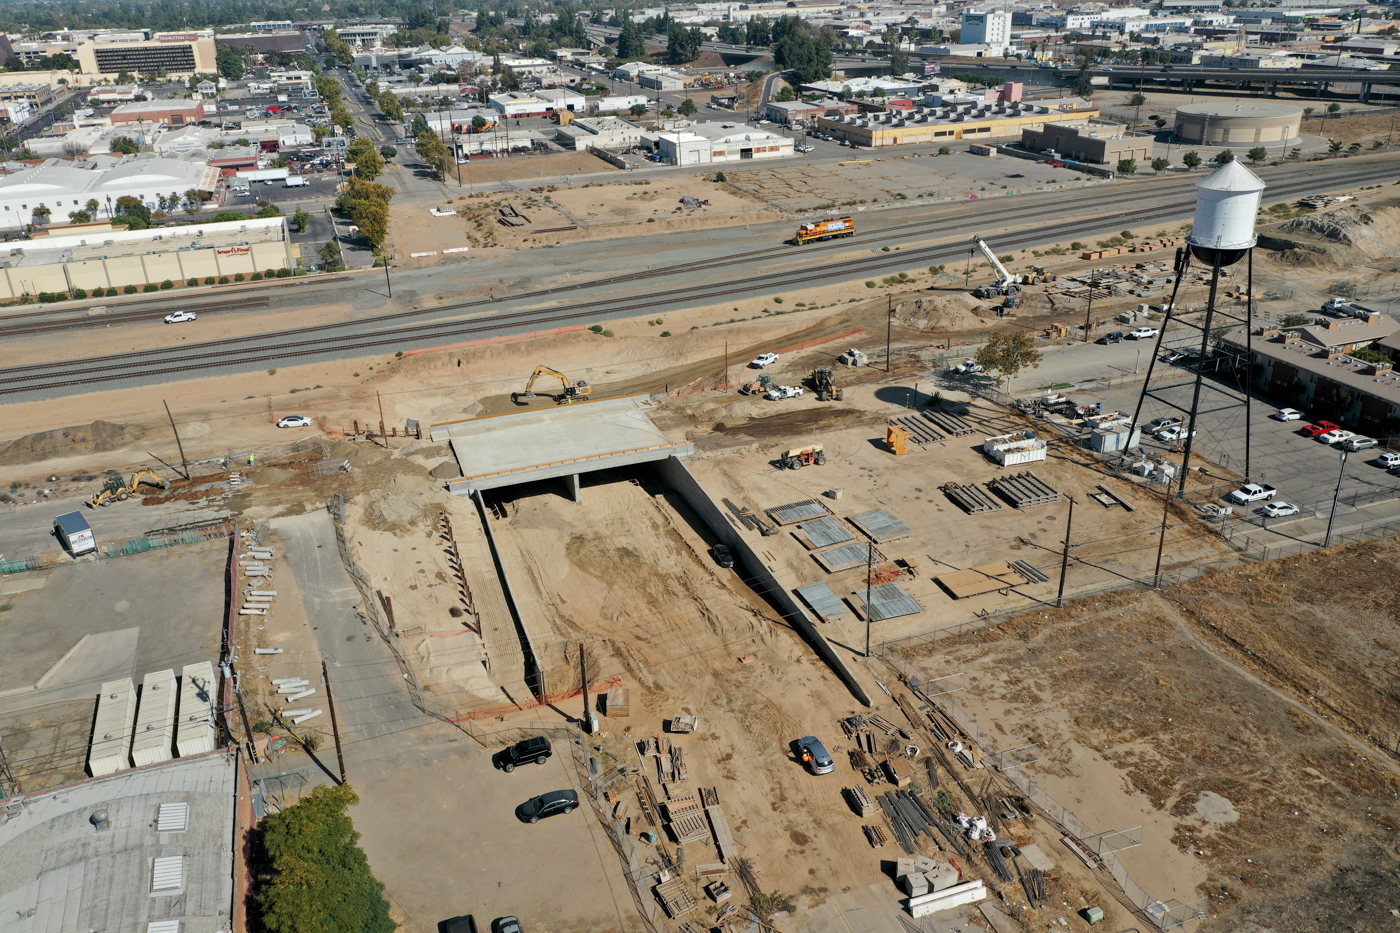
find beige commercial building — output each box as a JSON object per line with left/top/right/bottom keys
{"left": 1174, "top": 101, "right": 1302, "bottom": 146}
{"left": 0, "top": 216, "right": 292, "bottom": 299}
{"left": 1021, "top": 120, "right": 1151, "bottom": 164}
{"left": 816, "top": 98, "right": 1100, "bottom": 148}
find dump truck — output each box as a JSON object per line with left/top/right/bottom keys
{"left": 794, "top": 217, "right": 855, "bottom": 245}
{"left": 780, "top": 445, "right": 826, "bottom": 469}
{"left": 811, "top": 367, "right": 844, "bottom": 401}
{"left": 87, "top": 469, "right": 168, "bottom": 507}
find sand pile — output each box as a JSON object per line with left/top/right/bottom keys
{"left": 896, "top": 295, "right": 993, "bottom": 333}
{"left": 1276, "top": 206, "right": 1400, "bottom": 261}
{"left": 429, "top": 459, "right": 462, "bottom": 479}
{"left": 369, "top": 472, "right": 449, "bottom": 527}
{"left": 0, "top": 421, "right": 147, "bottom": 465}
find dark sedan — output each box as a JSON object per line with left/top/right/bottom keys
{"left": 515, "top": 789, "right": 579, "bottom": 823}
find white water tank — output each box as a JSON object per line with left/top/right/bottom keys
{"left": 1187, "top": 161, "right": 1265, "bottom": 255}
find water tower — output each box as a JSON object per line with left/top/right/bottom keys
{"left": 1130, "top": 160, "right": 1266, "bottom": 494}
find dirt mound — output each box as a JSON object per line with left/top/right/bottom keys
{"left": 253, "top": 467, "right": 296, "bottom": 485}
{"left": 368, "top": 472, "right": 450, "bottom": 527}
{"left": 429, "top": 459, "right": 462, "bottom": 479}
{"left": 1276, "top": 206, "right": 1400, "bottom": 261}
{"left": 0, "top": 421, "right": 147, "bottom": 465}
{"left": 895, "top": 295, "right": 994, "bottom": 333}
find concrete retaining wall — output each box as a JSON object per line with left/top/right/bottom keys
{"left": 473, "top": 490, "right": 547, "bottom": 698}
{"left": 653, "top": 455, "right": 872, "bottom": 708}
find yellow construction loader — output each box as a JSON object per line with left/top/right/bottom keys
{"left": 87, "top": 469, "right": 168, "bottom": 507}
{"left": 512, "top": 365, "right": 591, "bottom": 405}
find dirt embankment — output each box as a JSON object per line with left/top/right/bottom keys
{"left": 1262, "top": 204, "right": 1400, "bottom": 267}
{"left": 0, "top": 420, "right": 147, "bottom": 466}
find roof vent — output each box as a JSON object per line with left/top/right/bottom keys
{"left": 90, "top": 808, "right": 111, "bottom": 831}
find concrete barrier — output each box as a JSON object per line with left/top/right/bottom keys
{"left": 654, "top": 456, "right": 872, "bottom": 708}
{"left": 474, "top": 490, "right": 547, "bottom": 698}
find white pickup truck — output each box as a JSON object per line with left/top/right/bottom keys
{"left": 1228, "top": 483, "right": 1278, "bottom": 504}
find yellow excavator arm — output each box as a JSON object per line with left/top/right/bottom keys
{"left": 513, "top": 365, "right": 590, "bottom": 404}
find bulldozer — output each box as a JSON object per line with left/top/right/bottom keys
{"left": 512, "top": 365, "right": 591, "bottom": 405}
{"left": 87, "top": 468, "right": 168, "bottom": 507}
{"left": 811, "top": 367, "right": 844, "bottom": 401}
{"left": 780, "top": 445, "right": 826, "bottom": 470}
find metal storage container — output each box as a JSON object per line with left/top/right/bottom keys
{"left": 132, "top": 669, "right": 177, "bottom": 768}
{"left": 176, "top": 661, "right": 217, "bottom": 757}
{"left": 88, "top": 678, "right": 137, "bottom": 776}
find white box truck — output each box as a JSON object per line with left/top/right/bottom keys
{"left": 283, "top": 175, "right": 309, "bottom": 187}
{"left": 54, "top": 511, "right": 95, "bottom": 555}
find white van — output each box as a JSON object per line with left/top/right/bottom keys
{"left": 284, "top": 176, "right": 309, "bottom": 188}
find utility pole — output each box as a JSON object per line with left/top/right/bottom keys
{"left": 383, "top": 251, "right": 392, "bottom": 297}
{"left": 864, "top": 540, "right": 875, "bottom": 657}
{"left": 1153, "top": 480, "right": 1172, "bottom": 587}
{"left": 580, "top": 644, "right": 597, "bottom": 734}
{"left": 1083, "top": 267, "right": 1096, "bottom": 343}
{"left": 1324, "top": 450, "right": 1348, "bottom": 548}
{"left": 886, "top": 296, "right": 894, "bottom": 373}
{"left": 1056, "top": 497, "right": 1075, "bottom": 608}
{"left": 322, "top": 660, "right": 348, "bottom": 785}
{"left": 163, "top": 400, "right": 190, "bottom": 479}
{"left": 376, "top": 391, "right": 389, "bottom": 447}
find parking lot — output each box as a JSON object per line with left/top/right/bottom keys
{"left": 350, "top": 736, "right": 643, "bottom": 933}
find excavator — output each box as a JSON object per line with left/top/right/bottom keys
{"left": 87, "top": 469, "right": 168, "bottom": 507}
{"left": 512, "top": 365, "right": 591, "bottom": 405}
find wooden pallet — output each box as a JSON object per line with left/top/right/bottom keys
{"left": 655, "top": 877, "right": 697, "bottom": 918}
{"left": 863, "top": 823, "right": 888, "bottom": 848}
{"left": 845, "top": 785, "right": 876, "bottom": 816}
{"left": 923, "top": 408, "right": 976, "bottom": 436}
{"left": 666, "top": 787, "right": 698, "bottom": 803}
{"left": 987, "top": 471, "right": 1061, "bottom": 509}
{"left": 663, "top": 798, "right": 702, "bottom": 820}
{"left": 669, "top": 811, "right": 713, "bottom": 844}
{"left": 888, "top": 415, "right": 942, "bottom": 444}
{"left": 941, "top": 481, "right": 1004, "bottom": 514}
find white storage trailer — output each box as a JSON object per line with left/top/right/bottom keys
{"left": 88, "top": 678, "right": 138, "bottom": 776}
{"left": 982, "top": 431, "right": 1048, "bottom": 466}
{"left": 177, "top": 661, "right": 217, "bottom": 757}
{"left": 236, "top": 167, "right": 291, "bottom": 183}
{"left": 54, "top": 510, "right": 95, "bottom": 555}
{"left": 132, "top": 669, "right": 178, "bottom": 767}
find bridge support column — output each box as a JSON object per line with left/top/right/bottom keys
{"left": 565, "top": 472, "right": 581, "bottom": 502}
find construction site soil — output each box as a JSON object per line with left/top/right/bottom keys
{"left": 910, "top": 538, "right": 1400, "bottom": 933}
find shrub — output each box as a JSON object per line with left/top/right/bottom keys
{"left": 265, "top": 269, "right": 277, "bottom": 278}
{"left": 276, "top": 267, "right": 291, "bottom": 278}
{"left": 1070, "top": 241, "right": 1085, "bottom": 250}
{"left": 218, "top": 275, "right": 230, "bottom": 284}
{"left": 772, "top": 297, "right": 783, "bottom": 304}
{"left": 159, "top": 279, "right": 174, "bottom": 290}
{"left": 187, "top": 278, "right": 199, "bottom": 287}
{"left": 660, "top": 330, "right": 671, "bottom": 336}
{"left": 143, "top": 283, "right": 159, "bottom": 292}
{"left": 106, "top": 287, "right": 118, "bottom": 297}
{"left": 72, "top": 287, "right": 87, "bottom": 299}
{"left": 250, "top": 272, "right": 264, "bottom": 281}
{"left": 715, "top": 171, "right": 727, "bottom": 182}
{"left": 204, "top": 276, "right": 216, "bottom": 285}
{"left": 234, "top": 272, "right": 245, "bottom": 282}
{"left": 865, "top": 280, "right": 877, "bottom": 288}
{"left": 588, "top": 324, "right": 603, "bottom": 333}
{"left": 124, "top": 284, "right": 138, "bottom": 294}
{"left": 938, "top": 145, "right": 951, "bottom": 155}
{"left": 601, "top": 329, "right": 614, "bottom": 337}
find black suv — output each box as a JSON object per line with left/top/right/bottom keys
{"left": 498, "top": 736, "right": 552, "bottom": 772}
{"left": 1096, "top": 331, "right": 1124, "bottom": 344}
{"left": 516, "top": 789, "right": 579, "bottom": 823}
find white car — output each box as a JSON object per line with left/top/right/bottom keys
{"left": 164, "top": 311, "right": 197, "bottom": 324}
{"left": 954, "top": 359, "right": 984, "bottom": 374}
{"left": 277, "top": 415, "right": 314, "bottom": 428}
{"left": 1343, "top": 436, "right": 1378, "bottom": 451}
{"left": 796, "top": 144, "right": 814, "bottom": 153}
{"left": 1127, "top": 326, "right": 1160, "bottom": 340}
{"left": 1377, "top": 451, "right": 1400, "bottom": 468}
{"left": 1156, "top": 425, "right": 1196, "bottom": 442}
{"left": 1261, "top": 501, "right": 1300, "bottom": 518}
{"left": 765, "top": 385, "right": 804, "bottom": 400}
{"left": 1317, "top": 429, "right": 1356, "bottom": 445}
{"left": 750, "top": 352, "right": 779, "bottom": 368}
{"left": 1273, "top": 408, "right": 1303, "bottom": 422}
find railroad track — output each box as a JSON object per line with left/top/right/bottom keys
{"left": 2, "top": 162, "right": 1395, "bottom": 397}
{"left": 0, "top": 159, "right": 1362, "bottom": 342}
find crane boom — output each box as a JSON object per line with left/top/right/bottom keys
{"left": 970, "top": 235, "right": 1017, "bottom": 287}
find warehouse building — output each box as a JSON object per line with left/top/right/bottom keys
{"left": 111, "top": 99, "right": 206, "bottom": 126}
{"left": 78, "top": 34, "right": 219, "bottom": 77}
{"left": 1020, "top": 120, "right": 1151, "bottom": 164}
{"left": 657, "top": 122, "right": 794, "bottom": 165}
{"left": 1174, "top": 100, "right": 1302, "bottom": 146}
{"left": 0, "top": 755, "right": 236, "bottom": 933}
{"left": 488, "top": 92, "right": 553, "bottom": 117}
{"left": 816, "top": 98, "right": 1099, "bottom": 148}
{"left": 554, "top": 116, "right": 644, "bottom": 150}
{"left": 536, "top": 88, "right": 585, "bottom": 112}
{"left": 0, "top": 215, "right": 292, "bottom": 297}
{"left": 0, "top": 155, "right": 219, "bottom": 227}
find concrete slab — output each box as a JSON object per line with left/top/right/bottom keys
{"left": 432, "top": 396, "right": 692, "bottom": 495}
{"left": 1019, "top": 843, "right": 1056, "bottom": 871}
{"left": 0, "top": 628, "right": 140, "bottom": 711}
{"left": 0, "top": 575, "right": 48, "bottom": 596}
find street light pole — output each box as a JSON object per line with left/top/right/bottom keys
{"left": 1323, "top": 449, "right": 1348, "bottom": 548}
{"left": 886, "top": 296, "right": 894, "bottom": 372}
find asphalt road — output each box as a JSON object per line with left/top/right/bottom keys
{"left": 1, "top": 157, "right": 1395, "bottom": 399}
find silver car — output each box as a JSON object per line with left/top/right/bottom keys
{"left": 798, "top": 736, "right": 835, "bottom": 775}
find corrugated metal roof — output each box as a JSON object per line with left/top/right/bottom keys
{"left": 156, "top": 802, "right": 189, "bottom": 833}
{"left": 793, "top": 516, "right": 854, "bottom": 549}
{"left": 150, "top": 855, "right": 184, "bottom": 893}
{"left": 147, "top": 921, "right": 181, "bottom": 933}
{"left": 849, "top": 510, "right": 912, "bottom": 542}
{"left": 766, "top": 499, "right": 827, "bottom": 525}
{"left": 812, "top": 542, "right": 872, "bottom": 573}
{"left": 795, "top": 582, "right": 847, "bottom": 623}
{"left": 865, "top": 582, "right": 923, "bottom": 622}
